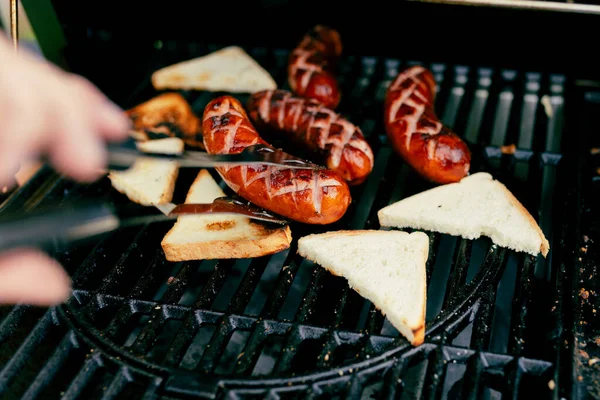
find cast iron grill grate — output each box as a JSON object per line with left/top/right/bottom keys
{"left": 0, "top": 43, "right": 582, "bottom": 399}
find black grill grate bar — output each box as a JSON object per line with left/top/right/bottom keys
{"left": 461, "top": 353, "right": 484, "bottom": 399}
{"left": 0, "top": 305, "right": 28, "bottom": 346}
{"left": 425, "top": 233, "right": 442, "bottom": 286}
{"left": 197, "top": 318, "right": 234, "bottom": 373}
{"left": 232, "top": 321, "right": 268, "bottom": 375}
{"left": 128, "top": 255, "right": 174, "bottom": 300}
{"left": 161, "top": 259, "right": 242, "bottom": 368}
{"left": 103, "top": 257, "right": 180, "bottom": 341}
{"left": 68, "top": 228, "right": 149, "bottom": 293}
{"left": 293, "top": 266, "right": 327, "bottom": 324}
{"left": 226, "top": 256, "right": 274, "bottom": 315}
{"left": 0, "top": 310, "right": 53, "bottom": 395}
{"left": 193, "top": 260, "right": 237, "bottom": 309}
{"left": 537, "top": 165, "right": 558, "bottom": 281}
{"left": 442, "top": 239, "right": 473, "bottom": 311}
{"left": 259, "top": 252, "right": 302, "bottom": 320}
{"left": 489, "top": 78, "right": 517, "bottom": 147}
{"left": 441, "top": 66, "right": 469, "bottom": 128}
{"left": 162, "top": 318, "right": 196, "bottom": 369}
{"left": 464, "top": 69, "right": 494, "bottom": 143}
{"left": 517, "top": 74, "right": 542, "bottom": 150}
{"left": 422, "top": 346, "right": 447, "bottom": 399}
{"left": 381, "top": 357, "right": 409, "bottom": 399}
{"left": 94, "top": 227, "right": 169, "bottom": 296}
{"left": 128, "top": 263, "right": 196, "bottom": 355}
{"left": 21, "top": 331, "right": 77, "bottom": 399}
{"left": 100, "top": 367, "right": 131, "bottom": 400}
{"left": 142, "top": 377, "right": 163, "bottom": 400}
{"left": 61, "top": 355, "right": 101, "bottom": 400}
{"left": 508, "top": 256, "right": 536, "bottom": 356}
{"left": 544, "top": 93, "right": 565, "bottom": 153}
{"left": 469, "top": 249, "right": 509, "bottom": 351}
{"left": 272, "top": 327, "right": 303, "bottom": 374}
{"left": 160, "top": 260, "right": 238, "bottom": 367}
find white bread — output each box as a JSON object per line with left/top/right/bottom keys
{"left": 151, "top": 46, "right": 277, "bottom": 93}
{"left": 297, "top": 230, "right": 429, "bottom": 346}
{"left": 378, "top": 172, "right": 549, "bottom": 257}
{"left": 161, "top": 169, "right": 292, "bottom": 261}
{"left": 108, "top": 137, "right": 181, "bottom": 206}
{"left": 136, "top": 137, "right": 184, "bottom": 154}
{"left": 108, "top": 159, "right": 179, "bottom": 206}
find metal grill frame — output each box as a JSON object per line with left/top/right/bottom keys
{"left": 0, "top": 41, "right": 593, "bottom": 399}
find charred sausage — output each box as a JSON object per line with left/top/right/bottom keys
{"left": 288, "top": 25, "right": 342, "bottom": 109}
{"left": 384, "top": 66, "right": 471, "bottom": 184}
{"left": 202, "top": 96, "right": 351, "bottom": 225}
{"left": 247, "top": 89, "right": 374, "bottom": 185}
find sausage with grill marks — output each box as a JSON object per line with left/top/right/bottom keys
{"left": 288, "top": 25, "right": 342, "bottom": 109}
{"left": 384, "top": 66, "right": 471, "bottom": 184}
{"left": 247, "top": 89, "right": 374, "bottom": 186}
{"left": 202, "top": 96, "right": 351, "bottom": 225}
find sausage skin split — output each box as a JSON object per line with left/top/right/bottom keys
{"left": 247, "top": 89, "right": 374, "bottom": 186}
{"left": 384, "top": 66, "right": 471, "bottom": 184}
{"left": 288, "top": 25, "right": 342, "bottom": 109}
{"left": 202, "top": 96, "right": 351, "bottom": 225}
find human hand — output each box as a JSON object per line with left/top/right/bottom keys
{"left": 0, "top": 34, "right": 130, "bottom": 186}
{"left": 0, "top": 34, "right": 130, "bottom": 306}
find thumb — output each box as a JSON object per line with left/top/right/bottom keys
{"left": 0, "top": 249, "right": 72, "bottom": 306}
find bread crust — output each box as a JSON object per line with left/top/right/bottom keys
{"left": 162, "top": 225, "right": 292, "bottom": 261}
{"left": 161, "top": 169, "right": 293, "bottom": 261}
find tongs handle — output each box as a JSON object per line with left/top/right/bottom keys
{"left": 0, "top": 202, "right": 119, "bottom": 254}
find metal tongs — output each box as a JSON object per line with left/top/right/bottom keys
{"left": 105, "top": 137, "right": 323, "bottom": 171}
{"left": 0, "top": 197, "right": 289, "bottom": 254}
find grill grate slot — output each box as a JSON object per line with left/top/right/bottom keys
{"left": 0, "top": 41, "right": 588, "bottom": 399}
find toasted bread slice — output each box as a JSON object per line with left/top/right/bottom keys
{"left": 108, "top": 159, "right": 179, "bottom": 206}
{"left": 136, "top": 137, "right": 184, "bottom": 154}
{"left": 151, "top": 46, "right": 277, "bottom": 93}
{"left": 378, "top": 172, "right": 550, "bottom": 257}
{"left": 161, "top": 169, "right": 292, "bottom": 261}
{"left": 297, "top": 230, "right": 429, "bottom": 346}
{"left": 126, "top": 92, "right": 203, "bottom": 149}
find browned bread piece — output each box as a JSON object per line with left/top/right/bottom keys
{"left": 161, "top": 169, "right": 292, "bottom": 261}
{"left": 126, "top": 92, "right": 204, "bottom": 150}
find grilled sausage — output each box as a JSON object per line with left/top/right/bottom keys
{"left": 288, "top": 25, "right": 342, "bottom": 109}
{"left": 247, "top": 89, "right": 374, "bottom": 186}
{"left": 202, "top": 96, "right": 351, "bottom": 225}
{"left": 384, "top": 66, "right": 471, "bottom": 184}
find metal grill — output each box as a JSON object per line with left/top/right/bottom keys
{"left": 0, "top": 42, "right": 590, "bottom": 399}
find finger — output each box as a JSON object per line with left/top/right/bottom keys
{"left": 47, "top": 85, "right": 108, "bottom": 182}
{"left": 69, "top": 75, "right": 130, "bottom": 141}
{"left": 0, "top": 249, "right": 71, "bottom": 306}
{"left": 0, "top": 91, "right": 45, "bottom": 186}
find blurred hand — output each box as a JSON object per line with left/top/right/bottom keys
{"left": 0, "top": 34, "right": 130, "bottom": 306}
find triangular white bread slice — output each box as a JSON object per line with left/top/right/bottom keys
{"left": 297, "top": 230, "right": 429, "bottom": 346}
{"left": 108, "top": 137, "right": 182, "bottom": 206}
{"left": 151, "top": 46, "right": 277, "bottom": 93}
{"left": 161, "top": 169, "right": 292, "bottom": 261}
{"left": 108, "top": 159, "right": 179, "bottom": 206}
{"left": 378, "top": 172, "right": 550, "bottom": 258}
